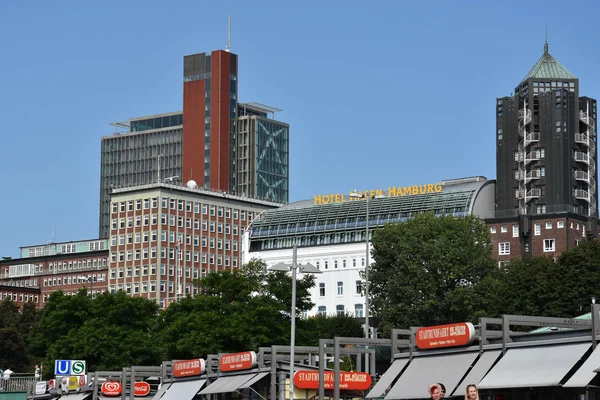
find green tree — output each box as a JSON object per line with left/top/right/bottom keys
{"left": 297, "top": 313, "right": 364, "bottom": 347}
{"left": 157, "top": 259, "right": 316, "bottom": 359}
{"left": 29, "top": 289, "right": 162, "bottom": 376}
{"left": 550, "top": 238, "right": 600, "bottom": 317}
{"left": 484, "top": 256, "right": 556, "bottom": 317}
{"left": 370, "top": 213, "right": 496, "bottom": 335}
{"left": 0, "top": 299, "right": 38, "bottom": 372}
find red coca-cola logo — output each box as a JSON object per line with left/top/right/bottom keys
{"left": 133, "top": 381, "right": 151, "bottom": 397}
{"left": 101, "top": 381, "right": 123, "bottom": 396}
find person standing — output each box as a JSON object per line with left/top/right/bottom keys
{"left": 3, "top": 368, "right": 13, "bottom": 380}
{"left": 465, "top": 384, "right": 479, "bottom": 400}
{"left": 34, "top": 365, "right": 41, "bottom": 380}
{"left": 437, "top": 383, "right": 447, "bottom": 399}
{"left": 428, "top": 383, "right": 443, "bottom": 400}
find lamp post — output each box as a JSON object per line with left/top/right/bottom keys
{"left": 176, "top": 241, "right": 182, "bottom": 301}
{"left": 348, "top": 191, "right": 385, "bottom": 339}
{"left": 269, "top": 245, "right": 322, "bottom": 400}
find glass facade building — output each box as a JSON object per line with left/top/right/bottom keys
{"left": 99, "top": 112, "right": 183, "bottom": 238}
{"left": 236, "top": 103, "right": 289, "bottom": 203}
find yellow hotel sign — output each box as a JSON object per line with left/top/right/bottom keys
{"left": 314, "top": 183, "right": 443, "bottom": 205}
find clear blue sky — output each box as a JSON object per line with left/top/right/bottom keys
{"left": 1, "top": 0, "right": 599, "bottom": 257}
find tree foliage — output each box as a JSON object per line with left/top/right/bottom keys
{"left": 29, "top": 289, "right": 162, "bottom": 377}
{"left": 370, "top": 213, "right": 496, "bottom": 335}
{"left": 486, "top": 239, "right": 600, "bottom": 318}
{"left": 0, "top": 299, "right": 38, "bottom": 371}
{"left": 297, "top": 313, "right": 364, "bottom": 347}
{"left": 157, "top": 259, "right": 316, "bottom": 359}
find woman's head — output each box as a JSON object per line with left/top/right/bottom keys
{"left": 429, "top": 383, "right": 443, "bottom": 400}
{"left": 465, "top": 384, "right": 478, "bottom": 400}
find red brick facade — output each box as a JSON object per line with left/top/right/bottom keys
{"left": 0, "top": 247, "right": 109, "bottom": 308}
{"left": 487, "top": 214, "right": 590, "bottom": 263}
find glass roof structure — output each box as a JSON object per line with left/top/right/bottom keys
{"left": 249, "top": 177, "right": 493, "bottom": 241}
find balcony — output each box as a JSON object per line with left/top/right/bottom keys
{"left": 575, "top": 151, "right": 590, "bottom": 164}
{"left": 575, "top": 189, "right": 589, "bottom": 200}
{"left": 525, "top": 132, "right": 540, "bottom": 143}
{"left": 574, "top": 171, "right": 590, "bottom": 182}
{"left": 518, "top": 188, "right": 541, "bottom": 201}
{"left": 575, "top": 133, "right": 591, "bottom": 146}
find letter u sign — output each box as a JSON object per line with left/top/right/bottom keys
{"left": 55, "top": 360, "right": 71, "bottom": 375}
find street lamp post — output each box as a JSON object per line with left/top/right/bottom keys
{"left": 269, "top": 245, "right": 322, "bottom": 400}
{"left": 176, "top": 241, "right": 181, "bottom": 301}
{"left": 348, "top": 191, "right": 385, "bottom": 339}
{"left": 348, "top": 191, "right": 384, "bottom": 378}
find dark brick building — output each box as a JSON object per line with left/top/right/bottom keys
{"left": 487, "top": 41, "right": 598, "bottom": 260}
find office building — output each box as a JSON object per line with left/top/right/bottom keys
{"left": 99, "top": 50, "right": 289, "bottom": 238}
{"left": 242, "top": 177, "right": 495, "bottom": 319}
{"left": 237, "top": 103, "right": 289, "bottom": 202}
{"left": 108, "top": 182, "right": 281, "bottom": 308}
{"left": 100, "top": 112, "right": 183, "bottom": 238}
{"left": 489, "top": 41, "right": 597, "bottom": 258}
{"left": 0, "top": 239, "right": 110, "bottom": 307}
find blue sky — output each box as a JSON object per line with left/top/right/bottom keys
{"left": 1, "top": 0, "right": 599, "bottom": 257}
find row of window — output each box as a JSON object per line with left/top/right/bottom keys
{"left": 111, "top": 215, "right": 244, "bottom": 236}
{"left": 26, "top": 241, "right": 106, "bottom": 258}
{"left": 43, "top": 273, "right": 106, "bottom": 288}
{"left": 110, "top": 248, "right": 238, "bottom": 267}
{"left": 0, "top": 292, "right": 39, "bottom": 304}
{"left": 0, "top": 278, "right": 38, "bottom": 288}
{"left": 110, "top": 265, "right": 203, "bottom": 280}
{"left": 318, "top": 280, "right": 364, "bottom": 297}
{"left": 317, "top": 304, "right": 364, "bottom": 317}
{"left": 314, "top": 258, "right": 366, "bottom": 270}
{"left": 490, "top": 220, "right": 583, "bottom": 236}
{"left": 111, "top": 231, "right": 239, "bottom": 249}
{"left": 111, "top": 198, "right": 257, "bottom": 222}
{"left": 499, "top": 239, "right": 557, "bottom": 255}
{"left": 2, "top": 259, "right": 109, "bottom": 278}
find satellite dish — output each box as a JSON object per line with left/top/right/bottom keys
{"left": 186, "top": 180, "right": 198, "bottom": 189}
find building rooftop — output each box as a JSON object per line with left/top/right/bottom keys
{"left": 249, "top": 177, "right": 493, "bottom": 240}
{"left": 112, "top": 182, "right": 284, "bottom": 208}
{"left": 521, "top": 43, "right": 576, "bottom": 83}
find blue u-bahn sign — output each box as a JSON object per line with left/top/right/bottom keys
{"left": 54, "top": 360, "right": 86, "bottom": 375}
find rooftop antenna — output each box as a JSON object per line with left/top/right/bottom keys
{"left": 544, "top": 23, "right": 548, "bottom": 53}
{"left": 226, "top": 14, "right": 231, "bottom": 52}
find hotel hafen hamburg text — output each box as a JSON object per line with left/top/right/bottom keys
{"left": 313, "top": 183, "right": 443, "bottom": 205}
{"left": 0, "top": 182, "right": 281, "bottom": 308}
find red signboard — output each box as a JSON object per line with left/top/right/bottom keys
{"left": 101, "top": 381, "right": 123, "bottom": 397}
{"left": 133, "top": 381, "right": 151, "bottom": 397}
{"left": 173, "top": 358, "right": 206, "bottom": 378}
{"left": 293, "top": 370, "right": 372, "bottom": 390}
{"left": 416, "top": 322, "right": 475, "bottom": 349}
{"left": 220, "top": 351, "right": 257, "bottom": 372}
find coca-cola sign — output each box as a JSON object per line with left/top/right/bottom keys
{"left": 133, "top": 381, "right": 151, "bottom": 397}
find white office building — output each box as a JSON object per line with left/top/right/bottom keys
{"left": 242, "top": 176, "right": 496, "bottom": 321}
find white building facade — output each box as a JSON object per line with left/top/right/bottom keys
{"left": 242, "top": 176, "right": 496, "bottom": 320}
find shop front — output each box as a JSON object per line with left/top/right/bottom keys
{"left": 368, "top": 315, "right": 600, "bottom": 400}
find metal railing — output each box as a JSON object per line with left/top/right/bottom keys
{"left": 0, "top": 375, "right": 39, "bottom": 394}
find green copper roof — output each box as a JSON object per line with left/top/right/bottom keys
{"left": 521, "top": 44, "right": 576, "bottom": 83}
